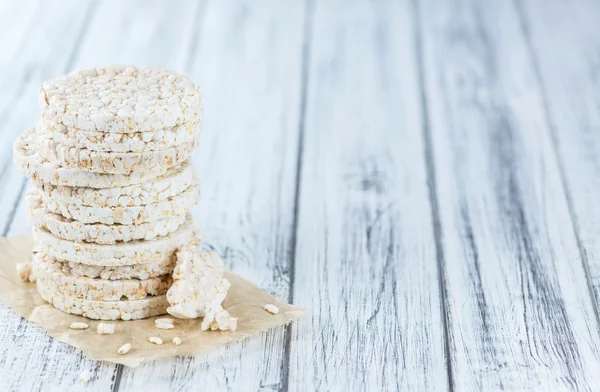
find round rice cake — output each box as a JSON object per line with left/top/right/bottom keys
{"left": 32, "top": 252, "right": 172, "bottom": 301}
{"left": 27, "top": 190, "right": 186, "bottom": 244}
{"left": 38, "top": 133, "right": 198, "bottom": 174}
{"left": 39, "top": 65, "right": 202, "bottom": 134}
{"left": 58, "top": 257, "right": 175, "bottom": 280}
{"left": 38, "top": 118, "right": 200, "bottom": 153}
{"left": 41, "top": 183, "right": 200, "bottom": 225}
{"left": 36, "top": 278, "right": 168, "bottom": 320}
{"left": 32, "top": 218, "right": 198, "bottom": 266}
{"left": 14, "top": 127, "right": 167, "bottom": 188}
{"left": 36, "top": 160, "right": 196, "bottom": 208}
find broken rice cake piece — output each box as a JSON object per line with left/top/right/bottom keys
{"left": 166, "top": 242, "right": 236, "bottom": 331}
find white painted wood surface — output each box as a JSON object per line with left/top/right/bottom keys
{"left": 1, "top": 0, "right": 600, "bottom": 391}
{"left": 516, "top": 0, "right": 600, "bottom": 313}
{"left": 119, "top": 2, "right": 306, "bottom": 390}
{"left": 288, "top": 2, "right": 447, "bottom": 391}
{"left": 417, "top": 0, "right": 600, "bottom": 390}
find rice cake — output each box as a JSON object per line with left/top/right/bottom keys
{"left": 41, "top": 184, "right": 200, "bottom": 225}
{"left": 38, "top": 118, "right": 200, "bottom": 153}
{"left": 14, "top": 127, "right": 166, "bottom": 188}
{"left": 59, "top": 257, "right": 175, "bottom": 280}
{"left": 33, "top": 252, "right": 171, "bottom": 301}
{"left": 39, "top": 66, "right": 202, "bottom": 134}
{"left": 32, "top": 219, "right": 198, "bottom": 266}
{"left": 38, "top": 133, "right": 198, "bottom": 174}
{"left": 37, "top": 278, "right": 168, "bottom": 320}
{"left": 27, "top": 190, "right": 186, "bottom": 244}
{"left": 36, "top": 160, "right": 196, "bottom": 208}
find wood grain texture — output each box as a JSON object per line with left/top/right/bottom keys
{"left": 288, "top": 1, "right": 448, "bottom": 391}
{"left": 118, "top": 1, "right": 306, "bottom": 390}
{"left": 2, "top": 0, "right": 600, "bottom": 390}
{"left": 515, "top": 0, "right": 600, "bottom": 319}
{"left": 0, "top": 0, "right": 42, "bottom": 64}
{"left": 0, "top": 2, "right": 119, "bottom": 391}
{"left": 417, "top": 0, "right": 600, "bottom": 390}
{"left": 0, "top": 0, "right": 201, "bottom": 390}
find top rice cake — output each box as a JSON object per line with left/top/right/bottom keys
{"left": 39, "top": 66, "right": 202, "bottom": 133}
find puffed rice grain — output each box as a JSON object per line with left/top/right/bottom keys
{"left": 96, "top": 322, "right": 115, "bottom": 335}
{"left": 17, "top": 262, "right": 36, "bottom": 283}
{"left": 69, "top": 322, "right": 89, "bottom": 330}
{"left": 118, "top": 343, "right": 131, "bottom": 355}
{"left": 263, "top": 304, "right": 279, "bottom": 315}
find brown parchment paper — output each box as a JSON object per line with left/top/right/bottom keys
{"left": 0, "top": 234, "right": 307, "bottom": 367}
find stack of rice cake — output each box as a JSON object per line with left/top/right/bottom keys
{"left": 12, "top": 66, "right": 234, "bottom": 326}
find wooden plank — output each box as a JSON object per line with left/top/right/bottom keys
{"left": 287, "top": 2, "right": 448, "bottom": 391}
{"left": 0, "top": 0, "right": 94, "bottom": 234}
{"left": 516, "top": 0, "right": 600, "bottom": 314}
{"left": 417, "top": 0, "right": 600, "bottom": 390}
{"left": 118, "top": 1, "right": 306, "bottom": 390}
{"left": 0, "top": 0, "right": 42, "bottom": 235}
{"left": 74, "top": 0, "right": 201, "bottom": 70}
{"left": 0, "top": 0, "right": 201, "bottom": 389}
{"left": 0, "top": 2, "right": 116, "bottom": 389}
{"left": 0, "top": 0, "right": 42, "bottom": 64}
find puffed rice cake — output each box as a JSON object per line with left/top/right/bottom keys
{"left": 41, "top": 183, "right": 200, "bottom": 225}
{"left": 38, "top": 132, "right": 198, "bottom": 174}
{"left": 54, "top": 257, "right": 175, "bottom": 280}
{"left": 27, "top": 190, "right": 186, "bottom": 244}
{"left": 20, "top": 65, "right": 211, "bottom": 323}
{"left": 32, "top": 217, "right": 197, "bottom": 266}
{"left": 14, "top": 127, "right": 168, "bottom": 188}
{"left": 32, "top": 252, "right": 172, "bottom": 301}
{"left": 36, "top": 160, "right": 196, "bottom": 208}
{"left": 39, "top": 65, "right": 202, "bottom": 134}
{"left": 38, "top": 119, "right": 201, "bottom": 153}
{"left": 36, "top": 278, "right": 169, "bottom": 320}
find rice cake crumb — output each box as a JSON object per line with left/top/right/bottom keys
{"left": 118, "top": 343, "right": 131, "bottom": 355}
{"left": 263, "top": 304, "right": 279, "bottom": 315}
{"left": 69, "top": 322, "right": 89, "bottom": 330}
{"left": 97, "top": 323, "right": 115, "bottom": 335}
{"left": 79, "top": 370, "right": 91, "bottom": 383}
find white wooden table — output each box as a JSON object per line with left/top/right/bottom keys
{"left": 2, "top": 0, "right": 600, "bottom": 390}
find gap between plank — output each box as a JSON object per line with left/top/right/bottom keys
{"left": 107, "top": 0, "right": 208, "bottom": 387}
{"left": 0, "top": 0, "right": 104, "bottom": 387}
{"left": 2, "top": 0, "right": 98, "bottom": 237}
{"left": 110, "top": 1, "right": 212, "bottom": 390}
{"left": 412, "top": 0, "right": 454, "bottom": 390}
{"left": 512, "top": 0, "right": 600, "bottom": 337}
{"left": 281, "top": 0, "right": 314, "bottom": 391}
